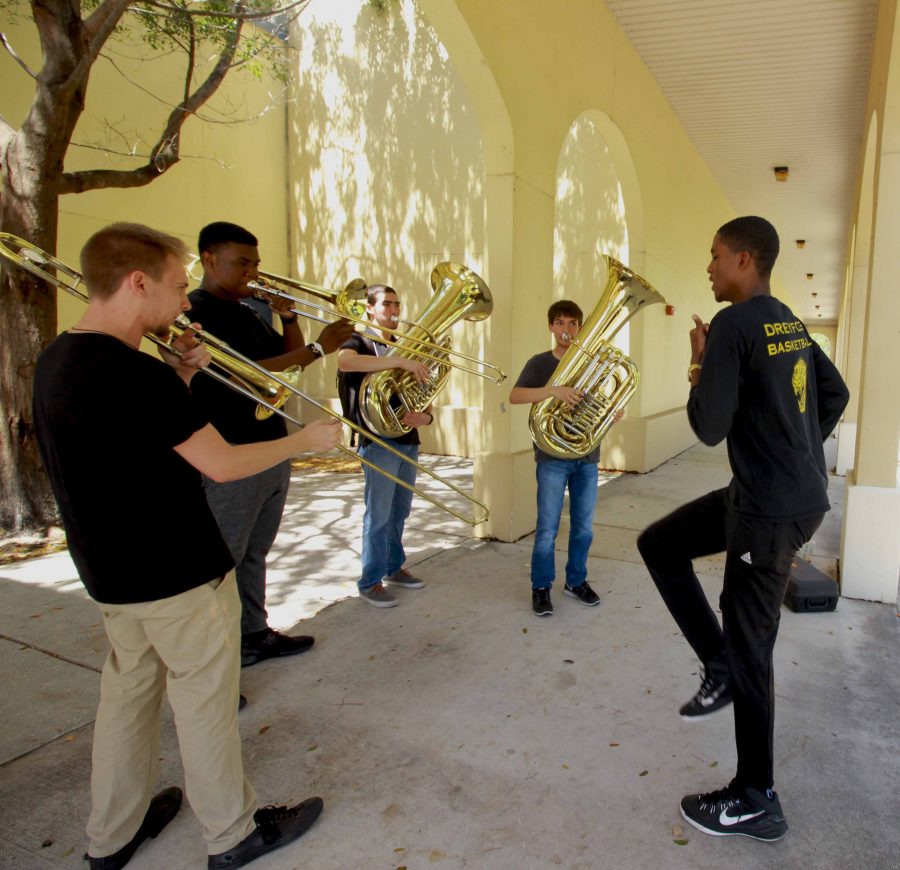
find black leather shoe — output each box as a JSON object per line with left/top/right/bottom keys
{"left": 208, "top": 797, "right": 324, "bottom": 869}
{"left": 241, "top": 629, "right": 314, "bottom": 667}
{"left": 86, "top": 786, "right": 182, "bottom": 869}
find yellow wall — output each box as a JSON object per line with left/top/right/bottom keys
{"left": 0, "top": 13, "right": 289, "bottom": 333}
{"left": 285, "top": 0, "right": 488, "bottom": 455}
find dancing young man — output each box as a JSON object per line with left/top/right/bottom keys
{"left": 637, "top": 216, "right": 849, "bottom": 841}
{"left": 337, "top": 284, "right": 433, "bottom": 608}
{"left": 33, "top": 223, "right": 341, "bottom": 869}
{"left": 189, "top": 222, "right": 353, "bottom": 666}
{"left": 510, "top": 300, "right": 619, "bottom": 617}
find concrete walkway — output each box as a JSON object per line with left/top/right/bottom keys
{"left": 1, "top": 443, "right": 898, "bottom": 870}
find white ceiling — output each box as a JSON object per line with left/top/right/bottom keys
{"left": 605, "top": 0, "right": 878, "bottom": 326}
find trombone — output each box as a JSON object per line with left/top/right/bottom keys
{"left": 250, "top": 269, "right": 508, "bottom": 384}
{"left": 0, "top": 233, "right": 489, "bottom": 526}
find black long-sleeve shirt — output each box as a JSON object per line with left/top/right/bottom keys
{"left": 687, "top": 294, "right": 849, "bottom": 521}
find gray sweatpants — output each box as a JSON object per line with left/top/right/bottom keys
{"left": 203, "top": 460, "right": 292, "bottom": 636}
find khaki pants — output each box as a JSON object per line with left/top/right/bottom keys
{"left": 87, "top": 572, "right": 257, "bottom": 857}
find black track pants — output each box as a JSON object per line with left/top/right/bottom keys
{"left": 637, "top": 488, "right": 822, "bottom": 789}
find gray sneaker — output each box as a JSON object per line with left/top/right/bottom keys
{"left": 384, "top": 568, "right": 425, "bottom": 589}
{"left": 359, "top": 583, "right": 398, "bottom": 608}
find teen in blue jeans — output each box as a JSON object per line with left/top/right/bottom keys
{"left": 337, "top": 284, "right": 434, "bottom": 608}
{"left": 511, "top": 300, "right": 609, "bottom": 616}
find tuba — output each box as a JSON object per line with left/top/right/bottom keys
{"left": 529, "top": 256, "right": 666, "bottom": 459}
{"left": 360, "top": 263, "right": 492, "bottom": 439}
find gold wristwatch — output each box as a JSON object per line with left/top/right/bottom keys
{"left": 687, "top": 363, "right": 702, "bottom": 382}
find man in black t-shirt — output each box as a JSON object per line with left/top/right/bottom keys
{"left": 189, "top": 222, "right": 353, "bottom": 667}
{"left": 636, "top": 217, "right": 849, "bottom": 842}
{"left": 337, "top": 284, "right": 433, "bottom": 608}
{"left": 33, "top": 223, "right": 341, "bottom": 869}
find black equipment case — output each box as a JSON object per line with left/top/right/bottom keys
{"left": 784, "top": 558, "right": 839, "bottom": 613}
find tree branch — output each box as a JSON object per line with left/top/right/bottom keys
{"left": 1, "top": 31, "right": 38, "bottom": 79}
{"left": 141, "top": 0, "right": 309, "bottom": 21}
{"left": 57, "top": 7, "right": 246, "bottom": 195}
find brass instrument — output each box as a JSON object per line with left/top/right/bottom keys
{"left": 361, "top": 262, "right": 493, "bottom": 439}
{"left": 529, "top": 255, "right": 666, "bottom": 459}
{"left": 249, "top": 268, "right": 506, "bottom": 384}
{"left": 0, "top": 233, "right": 489, "bottom": 526}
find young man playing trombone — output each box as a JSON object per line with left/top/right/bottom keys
{"left": 337, "top": 284, "right": 434, "bottom": 607}
{"left": 32, "top": 223, "right": 341, "bottom": 869}
{"left": 188, "top": 222, "right": 353, "bottom": 666}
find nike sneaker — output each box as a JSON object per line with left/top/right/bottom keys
{"left": 680, "top": 666, "right": 732, "bottom": 720}
{"left": 680, "top": 783, "right": 788, "bottom": 841}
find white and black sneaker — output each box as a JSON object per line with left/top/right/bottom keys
{"left": 681, "top": 783, "right": 788, "bottom": 841}
{"left": 532, "top": 588, "right": 553, "bottom": 616}
{"left": 680, "top": 667, "right": 732, "bottom": 720}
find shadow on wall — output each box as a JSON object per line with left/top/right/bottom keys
{"left": 287, "top": 0, "right": 489, "bottom": 425}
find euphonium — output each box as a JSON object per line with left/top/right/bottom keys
{"left": 360, "top": 263, "right": 492, "bottom": 439}
{"left": 529, "top": 255, "right": 666, "bottom": 459}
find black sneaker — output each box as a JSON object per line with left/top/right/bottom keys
{"left": 532, "top": 588, "right": 553, "bottom": 616}
{"left": 208, "top": 797, "right": 324, "bottom": 869}
{"left": 681, "top": 783, "right": 788, "bottom": 841}
{"left": 680, "top": 667, "right": 732, "bottom": 720}
{"left": 241, "top": 628, "right": 314, "bottom": 667}
{"left": 563, "top": 580, "right": 600, "bottom": 607}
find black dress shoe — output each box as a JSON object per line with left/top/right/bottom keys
{"left": 207, "top": 797, "right": 323, "bottom": 869}
{"left": 87, "top": 786, "right": 182, "bottom": 869}
{"left": 241, "top": 628, "right": 315, "bottom": 667}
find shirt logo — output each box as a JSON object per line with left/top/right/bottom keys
{"left": 720, "top": 809, "right": 764, "bottom": 826}
{"left": 792, "top": 358, "right": 808, "bottom": 413}
{"left": 740, "top": 552, "right": 752, "bottom": 565}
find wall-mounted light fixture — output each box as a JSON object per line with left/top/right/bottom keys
{"left": 774, "top": 166, "right": 789, "bottom": 182}
{"left": 806, "top": 273, "right": 814, "bottom": 279}
{"left": 796, "top": 240, "right": 806, "bottom": 249}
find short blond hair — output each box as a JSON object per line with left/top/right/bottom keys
{"left": 80, "top": 223, "right": 188, "bottom": 300}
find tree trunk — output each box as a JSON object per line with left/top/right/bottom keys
{"left": 0, "top": 0, "right": 91, "bottom": 533}
{"left": 0, "top": 176, "right": 60, "bottom": 533}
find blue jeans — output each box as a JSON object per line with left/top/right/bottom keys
{"left": 531, "top": 459, "right": 598, "bottom": 590}
{"left": 358, "top": 441, "right": 418, "bottom": 590}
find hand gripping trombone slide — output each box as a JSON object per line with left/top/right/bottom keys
{"left": 0, "top": 233, "right": 489, "bottom": 526}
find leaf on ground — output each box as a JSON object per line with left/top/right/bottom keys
{"left": 562, "top": 763, "right": 569, "bottom": 769}
{"left": 639, "top": 770, "right": 648, "bottom": 776}
{"left": 369, "top": 655, "right": 376, "bottom": 660}
{"left": 306, "top": 745, "right": 317, "bottom": 752}
{"left": 522, "top": 628, "right": 528, "bottom": 634}
{"left": 41, "top": 839, "right": 53, "bottom": 848}
{"left": 64, "top": 735, "right": 76, "bottom": 742}
{"left": 672, "top": 825, "right": 684, "bottom": 837}
{"left": 609, "top": 742, "right": 619, "bottom": 747}
{"left": 61, "top": 847, "right": 74, "bottom": 857}
{"left": 30, "top": 613, "right": 42, "bottom": 618}
{"left": 563, "top": 659, "right": 574, "bottom": 664}
{"left": 259, "top": 725, "right": 270, "bottom": 735}
{"left": 394, "top": 847, "right": 405, "bottom": 853}
{"left": 673, "top": 838, "right": 689, "bottom": 845}
{"left": 709, "top": 760, "right": 718, "bottom": 767}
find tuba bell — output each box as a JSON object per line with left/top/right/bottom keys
{"left": 360, "top": 263, "right": 493, "bottom": 439}
{"left": 529, "top": 255, "right": 666, "bottom": 459}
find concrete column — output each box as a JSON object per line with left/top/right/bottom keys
{"left": 840, "top": 80, "right": 900, "bottom": 603}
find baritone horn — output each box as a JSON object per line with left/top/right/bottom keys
{"left": 529, "top": 255, "right": 667, "bottom": 459}
{"left": 360, "top": 262, "right": 494, "bottom": 439}
{"left": 0, "top": 233, "right": 489, "bottom": 526}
